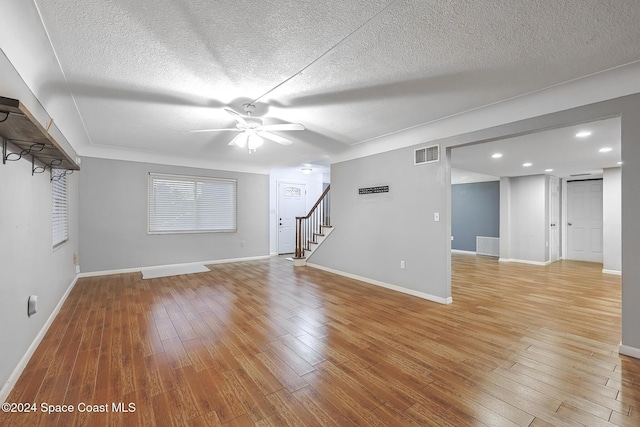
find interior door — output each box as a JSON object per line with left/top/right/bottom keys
{"left": 549, "top": 176, "right": 560, "bottom": 262}
{"left": 277, "top": 182, "right": 307, "bottom": 254}
{"left": 567, "top": 179, "right": 603, "bottom": 262}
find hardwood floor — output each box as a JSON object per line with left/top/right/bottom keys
{"left": 2, "top": 254, "right": 639, "bottom": 426}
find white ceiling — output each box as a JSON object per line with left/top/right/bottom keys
{"left": 2, "top": 1, "right": 640, "bottom": 173}
{"left": 451, "top": 117, "right": 621, "bottom": 183}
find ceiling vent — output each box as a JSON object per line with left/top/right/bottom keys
{"left": 414, "top": 145, "right": 440, "bottom": 165}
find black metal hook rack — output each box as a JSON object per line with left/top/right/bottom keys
{"left": 50, "top": 168, "right": 74, "bottom": 182}
{"left": 0, "top": 96, "right": 80, "bottom": 177}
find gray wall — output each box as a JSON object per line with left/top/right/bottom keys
{"left": 308, "top": 145, "right": 451, "bottom": 300}
{"left": 311, "top": 94, "right": 640, "bottom": 352}
{"left": 0, "top": 49, "right": 80, "bottom": 399}
{"left": 603, "top": 168, "right": 622, "bottom": 272}
{"left": 79, "top": 157, "right": 269, "bottom": 272}
{"left": 451, "top": 181, "right": 500, "bottom": 252}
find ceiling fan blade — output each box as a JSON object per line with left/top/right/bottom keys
{"left": 189, "top": 128, "right": 239, "bottom": 133}
{"left": 224, "top": 108, "right": 249, "bottom": 126}
{"left": 229, "top": 133, "right": 248, "bottom": 148}
{"left": 259, "top": 123, "right": 305, "bottom": 131}
{"left": 257, "top": 131, "right": 292, "bottom": 145}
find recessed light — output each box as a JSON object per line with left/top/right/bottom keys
{"left": 523, "top": 162, "right": 532, "bottom": 167}
{"left": 576, "top": 131, "right": 592, "bottom": 138}
{"left": 599, "top": 147, "right": 612, "bottom": 153}
{"left": 491, "top": 153, "right": 503, "bottom": 159}
{"left": 545, "top": 169, "right": 553, "bottom": 172}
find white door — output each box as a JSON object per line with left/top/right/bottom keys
{"left": 549, "top": 176, "right": 560, "bottom": 262}
{"left": 567, "top": 180, "right": 603, "bottom": 262}
{"left": 277, "top": 182, "right": 307, "bottom": 254}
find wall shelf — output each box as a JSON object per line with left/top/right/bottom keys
{"left": 0, "top": 95, "right": 80, "bottom": 175}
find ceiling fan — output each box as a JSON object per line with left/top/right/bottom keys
{"left": 190, "top": 103, "right": 305, "bottom": 152}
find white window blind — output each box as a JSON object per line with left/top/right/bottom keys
{"left": 148, "top": 173, "right": 237, "bottom": 233}
{"left": 52, "top": 173, "right": 68, "bottom": 247}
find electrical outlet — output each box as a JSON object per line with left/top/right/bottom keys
{"left": 400, "top": 260, "right": 405, "bottom": 269}
{"left": 240, "top": 240, "right": 246, "bottom": 247}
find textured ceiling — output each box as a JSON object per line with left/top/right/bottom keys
{"left": 5, "top": 0, "right": 640, "bottom": 172}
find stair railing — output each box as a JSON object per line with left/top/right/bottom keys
{"left": 295, "top": 185, "right": 331, "bottom": 259}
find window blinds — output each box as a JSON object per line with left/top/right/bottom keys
{"left": 148, "top": 173, "right": 237, "bottom": 233}
{"left": 52, "top": 174, "right": 68, "bottom": 247}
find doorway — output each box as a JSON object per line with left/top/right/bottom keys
{"left": 277, "top": 182, "right": 307, "bottom": 254}
{"left": 566, "top": 179, "right": 603, "bottom": 262}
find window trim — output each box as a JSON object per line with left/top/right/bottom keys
{"left": 147, "top": 173, "right": 237, "bottom": 235}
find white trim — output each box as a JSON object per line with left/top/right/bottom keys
{"left": 77, "top": 255, "right": 271, "bottom": 278}
{"left": 602, "top": 269, "right": 622, "bottom": 276}
{"left": 619, "top": 344, "right": 640, "bottom": 359}
{"left": 1, "top": 275, "right": 78, "bottom": 403}
{"left": 499, "top": 258, "right": 552, "bottom": 266}
{"left": 451, "top": 249, "right": 476, "bottom": 255}
{"left": 306, "top": 263, "right": 452, "bottom": 305}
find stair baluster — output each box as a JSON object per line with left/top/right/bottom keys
{"left": 294, "top": 185, "right": 331, "bottom": 260}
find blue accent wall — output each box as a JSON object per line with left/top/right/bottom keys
{"left": 452, "top": 181, "right": 500, "bottom": 251}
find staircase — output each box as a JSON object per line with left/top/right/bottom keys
{"left": 293, "top": 185, "right": 332, "bottom": 266}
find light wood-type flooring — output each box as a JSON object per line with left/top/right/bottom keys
{"left": 2, "top": 254, "right": 639, "bottom": 426}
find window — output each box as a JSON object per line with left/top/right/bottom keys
{"left": 52, "top": 173, "right": 68, "bottom": 247}
{"left": 148, "top": 173, "right": 237, "bottom": 233}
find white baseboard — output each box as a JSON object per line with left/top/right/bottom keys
{"left": 499, "top": 258, "right": 551, "bottom": 266}
{"left": 1, "top": 275, "right": 78, "bottom": 403}
{"left": 306, "top": 263, "right": 452, "bottom": 305}
{"left": 619, "top": 344, "right": 640, "bottom": 359}
{"left": 77, "top": 255, "right": 271, "bottom": 278}
{"left": 602, "top": 269, "right": 622, "bottom": 276}
{"left": 451, "top": 249, "right": 476, "bottom": 255}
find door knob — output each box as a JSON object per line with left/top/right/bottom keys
{"left": 568, "top": 222, "right": 572, "bottom": 226}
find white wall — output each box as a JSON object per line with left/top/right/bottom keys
{"left": 269, "top": 168, "right": 325, "bottom": 255}
{"left": 603, "top": 168, "right": 622, "bottom": 273}
{"left": 500, "top": 175, "right": 549, "bottom": 264}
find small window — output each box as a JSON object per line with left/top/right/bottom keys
{"left": 52, "top": 172, "right": 68, "bottom": 247}
{"left": 148, "top": 173, "right": 237, "bottom": 234}
{"left": 283, "top": 186, "right": 301, "bottom": 197}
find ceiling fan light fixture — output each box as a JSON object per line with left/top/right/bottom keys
{"left": 247, "top": 133, "right": 264, "bottom": 152}
{"left": 231, "top": 133, "right": 249, "bottom": 148}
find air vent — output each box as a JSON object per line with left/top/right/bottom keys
{"left": 414, "top": 145, "right": 440, "bottom": 165}
{"left": 570, "top": 173, "right": 591, "bottom": 177}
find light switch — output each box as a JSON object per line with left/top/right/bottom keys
{"left": 434, "top": 212, "right": 440, "bottom": 222}
{"left": 28, "top": 295, "right": 38, "bottom": 316}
